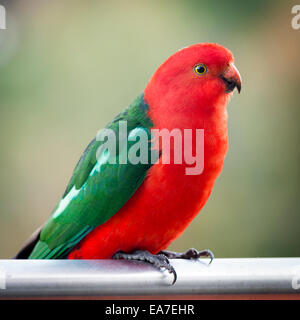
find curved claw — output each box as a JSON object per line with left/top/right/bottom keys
{"left": 113, "top": 250, "right": 178, "bottom": 285}
{"left": 158, "top": 248, "right": 214, "bottom": 264}
{"left": 195, "top": 248, "right": 214, "bottom": 264}
{"left": 206, "top": 249, "right": 214, "bottom": 264}
{"left": 170, "top": 266, "right": 177, "bottom": 285}
{"left": 155, "top": 254, "right": 177, "bottom": 284}
{"left": 160, "top": 259, "right": 177, "bottom": 285}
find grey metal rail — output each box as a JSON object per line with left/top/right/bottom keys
{"left": 0, "top": 258, "right": 300, "bottom": 298}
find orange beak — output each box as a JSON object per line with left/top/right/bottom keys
{"left": 220, "top": 63, "right": 242, "bottom": 94}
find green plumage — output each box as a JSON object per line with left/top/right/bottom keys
{"left": 29, "top": 94, "right": 155, "bottom": 259}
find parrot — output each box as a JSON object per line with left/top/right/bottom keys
{"left": 15, "top": 43, "right": 241, "bottom": 283}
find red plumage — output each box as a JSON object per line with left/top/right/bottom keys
{"left": 68, "top": 43, "right": 240, "bottom": 259}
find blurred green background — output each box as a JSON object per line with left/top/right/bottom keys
{"left": 0, "top": 0, "right": 299, "bottom": 258}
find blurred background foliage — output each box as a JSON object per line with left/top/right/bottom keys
{"left": 0, "top": 0, "right": 299, "bottom": 258}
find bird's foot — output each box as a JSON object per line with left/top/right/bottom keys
{"left": 158, "top": 248, "right": 214, "bottom": 264}
{"left": 113, "top": 249, "right": 177, "bottom": 285}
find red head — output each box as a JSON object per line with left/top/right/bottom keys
{"left": 145, "top": 43, "right": 241, "bottom": 129}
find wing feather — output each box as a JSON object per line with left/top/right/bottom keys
{"left": 20, "top": 94, "right": 155, "bottom": 259}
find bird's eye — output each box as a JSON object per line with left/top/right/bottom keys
{"left": 194, "top": 64, "right": 207, "bottom": 76}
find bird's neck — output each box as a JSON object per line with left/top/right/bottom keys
{"left": 144, "top": 85, "right": 229, "bottom": 135}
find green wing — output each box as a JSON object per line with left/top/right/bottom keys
{"left": 28, "top": 94, "right": 156, "bottom": 259}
